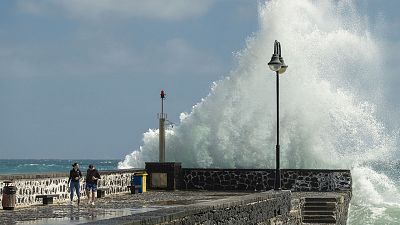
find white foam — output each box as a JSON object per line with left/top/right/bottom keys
{"left": 119, "top": 1, "right": 399, "bottom": 224}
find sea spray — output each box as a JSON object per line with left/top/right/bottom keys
{"left": 119, "top": 0, "right": 399, "bottom": 224}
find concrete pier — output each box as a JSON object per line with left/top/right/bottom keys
{"left": 0, "top": 168, "right": 352, "bottom": 224}
{"left": 0, "top": 189, "right": 351, "bottom": 225}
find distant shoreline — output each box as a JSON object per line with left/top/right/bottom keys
{"left": 0, "top": 159, "right": 121, "bottom": 175}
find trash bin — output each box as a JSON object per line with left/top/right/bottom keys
{"left": 2, "top": 181, "right": 17, "bottom": 210}
{"left": 129, "top": 175, "right": 136, "bottom": 194}
{"left": 133, "top": 172, "right": 147, "bottom": 193}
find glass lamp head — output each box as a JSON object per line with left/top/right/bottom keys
{"left": 268, "top": 54, "right": 282, "bottom": 72}
{"left": 278, "top": 57, "right": 288, "bottom": 74}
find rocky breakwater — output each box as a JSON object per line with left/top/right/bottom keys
{"left": 0, "top": 169, "right": 144, "bottom": 207}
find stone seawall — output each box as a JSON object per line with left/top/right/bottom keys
{"left": 83, "top": 191, "right": 296, "bottom": 225}
{"left": 180, "top": 168, "right": 351, "bottom": 192}
{"left": 0, "top": 169, "right": 144, "bottom": 207}
{"left": 0, "top": 167, "right": 352, "bottom": 224}
{"left": 160, "top": 191, "right": 294, "bottom": 225}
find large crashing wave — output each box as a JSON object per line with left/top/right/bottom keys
{"left": 119, "top": 1, "right": 400, "bottom": 224}
{"left": 119, "top": 0, "right": 395, "bottom": 169}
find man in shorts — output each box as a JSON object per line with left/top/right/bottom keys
{"left": 85, "top": 164, "right": 101, "bottom": 205}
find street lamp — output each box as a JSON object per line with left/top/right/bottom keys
{"left": 267, "top": 40, "right": 288, "bottom": 191}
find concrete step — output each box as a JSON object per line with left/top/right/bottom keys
{"left": 302, "top": 215, "right": 336, "bottom": 223}
{"left": 304, "top": 202, "right": 336, "bottom": 207}
{"left": 303, "top": 214, "right": 336, "bottom": 219}
{"left": 304, "top": 205, "right": 336, "bottom": 211}
{"left": 302, "top": 197, "right": 337, "bottom": 224}
{"left": 302, "top": 224, "right": 335, "bottom": 225}
{"left": 303, "top": 211, "right": 334, "bottom": 216}
{"left": 302, "top": 220, "right": 336, "bottom": 224}
{"left": 304, "top": 198, "right": 337, "bottom": 203}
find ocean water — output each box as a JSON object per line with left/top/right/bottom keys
{"left": 118, "top": 0, "right": 400, "bottom": 224}
{"left": 0, "top": 159, "right": 119, "bottom": 174}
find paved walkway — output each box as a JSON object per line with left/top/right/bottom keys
{"left": 0, "top": 191, "right": 249, "bottom": 225}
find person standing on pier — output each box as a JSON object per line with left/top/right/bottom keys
{"left": 85, "top": 164, "right": 101, "bottom": 205}
{"left": 68, "top": 162, "right": 82, "bottom": 205}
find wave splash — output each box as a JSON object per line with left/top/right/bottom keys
{"left": 119, "top": 1, "right": 399, "bottom": 224}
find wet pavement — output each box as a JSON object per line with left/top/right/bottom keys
{"left": 0, "top": 191, "right": 249, "bottom": 225}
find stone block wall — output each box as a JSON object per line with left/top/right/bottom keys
{"left": 160, "top": 191, "right": 293, "bottom": 225}
{"left": 180, "top": 168, "right": 351, "bottom": 192}
{"left": 84, "top": 191, "right": 295, "bottom": 225}
{"left": 282, "top": 169, "right": 352, "bottom": 192}
{"left": 0, "top": 169, "right": 144, "bottom": 207}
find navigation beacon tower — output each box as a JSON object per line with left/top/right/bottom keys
{"left": 158, "top": 90, "right": 166, "bottom": 163}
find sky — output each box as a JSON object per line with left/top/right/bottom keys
{"left": 0, "top": 0, "right": 399, "bottom": 159}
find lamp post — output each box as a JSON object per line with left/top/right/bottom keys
{"left": 267, "top": 40, "right": 288, "bottom": 191}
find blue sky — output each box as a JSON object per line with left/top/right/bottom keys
{"left": 0, "top": 0, "right": 399, "bottom": 159}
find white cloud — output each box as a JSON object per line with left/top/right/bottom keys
{"left": 233, "top": 1, "right": 258, "bottom": 22}
{"left": 0, "top": 36, "right": 225, "bottom": 78}
{"left": 160, "top": 38, "right": 224, "bottom": 75}
{"left": 92, "top": 37, "right": 225, "bottom": 77}
{"left": 16, "top": 0, "right": 216, "bottom": 21}
{"left": 16, "top": 1, "right": 46, "bottom": 15}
